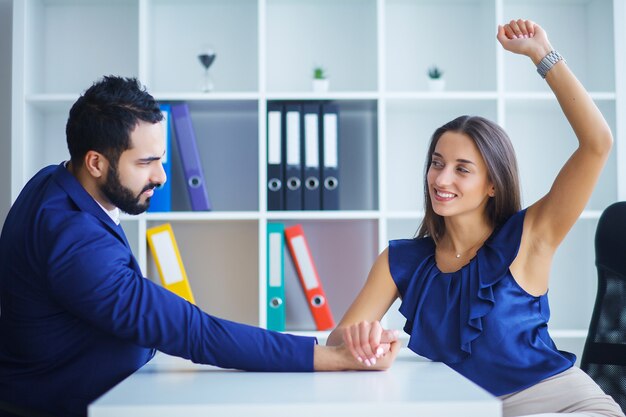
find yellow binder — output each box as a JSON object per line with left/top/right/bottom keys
{"left": 146, "top": 223, "right": 195, "bottom": 304}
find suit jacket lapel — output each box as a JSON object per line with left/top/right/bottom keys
{"left": 51, "top": 164, "right": 131, "bottom": 249}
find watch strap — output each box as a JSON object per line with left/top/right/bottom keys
{"left": 536, "top": 50, "right": 564, "bottom": 79}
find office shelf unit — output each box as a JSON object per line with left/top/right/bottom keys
{"left": 12, "top": 0, "right": 625, "bottom": 356}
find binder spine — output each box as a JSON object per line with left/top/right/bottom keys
{"left": 321, "top": 103, "right": 339, "bottom": 210}
{"left": 284, "top": 104, "right": 303, "bottom": 210}
{"left": 267, "top": 103, "right": 284, "bottom": 211}
{"left": 284, "top": 224, "right": 335, "bottom": 330}
{"left": 171, "top": 103, "right": 212, "bottom": 211}
{"left": 148, "top": 104, "right": 172, "bottom": 212}
{"left": 146, "top": 223, "right": 196, "bottom": 304}
{"left": 302, "top": 103, "right": 321, "bottom": 211}
{"left": 266, "top": 223, "right": 286, "bottom": 331}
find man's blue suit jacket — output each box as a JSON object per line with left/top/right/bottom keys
{"left": 0, "top": 164, "right": 315, "bottom": 417}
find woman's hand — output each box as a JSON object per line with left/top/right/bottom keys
{"left": 497, "top": 19, "right": 552, "bottom": 65}
{"left": 341, "top": 320, "right": 400, "bottom": 367}
{"left": 313, "top": 336, "right": 401, "bottom": 371}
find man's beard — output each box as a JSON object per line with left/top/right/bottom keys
{"left": 101, "top": 163, "right": 157, "bottom": 215}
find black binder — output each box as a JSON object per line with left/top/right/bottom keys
{"left": 284, "top": 103, "right": 303, "bottom": 210}
{"left": 321, "top": 102, "right": 339, "bottom": 210}
{"left": 302, "top": 103, "right": 321, "bottom": 211}
{"left": 267, "top": 102, "right": 284, "bottom": 211}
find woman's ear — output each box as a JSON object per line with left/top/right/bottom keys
{"left": 489, "top": 186, "right": 496, "bottom": 197}
{"left": 84, "top": 151, "right": 108, "bottom": 179}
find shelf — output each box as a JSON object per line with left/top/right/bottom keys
{"left": 166, "top": 100, "right": 260, "bottom": 212}
{"left": 504, "top": 92, "right": 616, "bottom": 101}
{"left": 130, "top": 212, "right": 262, "bottom": 222}
{"left": 277, "top": 219, "right": 379, "bottom": 331}
{"left": 384, "top": 92, "right": 499, "bottom": 100}
{"left": 126, "top": 211, "right": 383, "bottom": 222}
{"left": 153, "top": 92, "right": 261, "bottom": 102}
{"left": 266, "top": 99, "right": 380, "bottom": 211}
{"left": 146, "top": 220, "right": 260, "bottom": 326}
{"left": 12, "top": 0, "right": 623, "bottom": 353}
{"left": 125, "top": 209, "right": 605, "bottom": 223}
{"left": 22, "top": 0, "right": 139, "bottom": 95}
{"left": 502, "top": 0, "right": 615, "bottom": 93}
{"left": 25, "top": 91, "right": 618, "bottom": 105}
{"left": 265, "top": 92, "right": 379, "bottom": 100}
{"left": 26, "top": 94, "right": 79, "bottom": 105}
{"left": 265, "top": 211, "right": 381, "bottom": 220}
{"left": 385, "top": 0, "right": 497, "bottom": 92}
{"left": 25, "top": 91, "right": 617, "bottom": 104}
{"left": 385, "top": 211, "right": 426, "bottom": 220}
{"left": 383, "top": 210, "right": 604, "bottom": 222}
{"left": 505, "top": 100, "right": 617, "bottom": 211}
{"left": 266, "top": 0, "right": 378, "bottom": 93}
{"left": 146, "top": 0, "right": 258, "bottom": 93}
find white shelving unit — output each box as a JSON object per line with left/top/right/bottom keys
{"left": 12, "top": 0, "right": 625, "bottom": 358}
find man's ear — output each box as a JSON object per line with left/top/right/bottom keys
{"left": 83, "top": 151, "right": 108, "bottom": 179}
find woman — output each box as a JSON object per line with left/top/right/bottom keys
{"left": 327, "top": 19, "right": 623, "bottom": 416}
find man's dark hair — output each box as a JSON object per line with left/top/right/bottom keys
{"left": 66, "top": 76, "right": 163, "bottom": 167}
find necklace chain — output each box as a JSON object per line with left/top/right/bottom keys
{"left": 452, "top": 229, "right": 492, "bottom": 259}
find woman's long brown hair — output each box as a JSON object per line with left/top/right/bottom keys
{"left": 417, "top": 115, "right": 522, "bottom": 242}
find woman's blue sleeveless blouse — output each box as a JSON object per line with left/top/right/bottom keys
{"left": 389, "top": 209, "right": 575, "bottom": 396}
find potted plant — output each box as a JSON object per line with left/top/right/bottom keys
{"left": 312, "top": 66, "right": 330, "bottom": 92}
{"left": 427, "top": 65, "right": 445, "bottom": 92}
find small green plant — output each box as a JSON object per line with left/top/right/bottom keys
{"left": 313, "top": 66, "right": 327, "bottom": 80}
{"left": 427, "top": 65, "right": 444, "bottom": 79}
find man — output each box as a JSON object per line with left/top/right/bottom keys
{"left": 0, "top": 76, "right": 399, "bottom": 417}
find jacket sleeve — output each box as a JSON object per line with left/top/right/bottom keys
{"left": 43, "top": 212, "right": 315, "bottom": 372}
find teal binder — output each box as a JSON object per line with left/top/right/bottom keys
{"left": 266, "top": 223, "right": 286, "bottom": 331}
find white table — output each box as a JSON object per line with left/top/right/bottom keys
{"left": 89, "top": 349, "right": 501, "bottom": 417}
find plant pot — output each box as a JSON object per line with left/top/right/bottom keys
{"left": 312, "top": 78, "right": 330, "bottom": 92}
{"left": 428, "top": 78, "right": 446, "bottom": 92}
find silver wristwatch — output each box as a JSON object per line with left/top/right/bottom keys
{"left": 536, "top": 50, "right": 564, "bottom": 79}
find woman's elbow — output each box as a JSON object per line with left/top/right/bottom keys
{"left": 586, "top": 127, "right": 613, "bottom": 157}
{"left": 599, "top": 126, "right": 614, "bottom": 153}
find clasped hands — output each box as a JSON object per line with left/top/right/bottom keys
{"left": 341, "top": 320, "right": 401, "bottom": 368}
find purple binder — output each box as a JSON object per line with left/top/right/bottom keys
{"left": 171, "top": 103, "right": 212, "bottom": 211}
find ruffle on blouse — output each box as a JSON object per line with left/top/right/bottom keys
{"left": 389, "top": 210, "right": 527, "bottom": 364}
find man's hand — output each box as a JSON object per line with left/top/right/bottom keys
{"left": 313, "top": 336, "right": 401, "bottom": 371}
{"left": 313, "top": 320, "right": 401, "bottom": 370}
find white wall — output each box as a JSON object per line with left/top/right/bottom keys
{"left": 0, "top": 0, "right": 12, "bottom": 224}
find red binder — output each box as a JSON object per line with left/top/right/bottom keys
{"left": 284, "top": 224, "right": 335, "bottom": 330}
